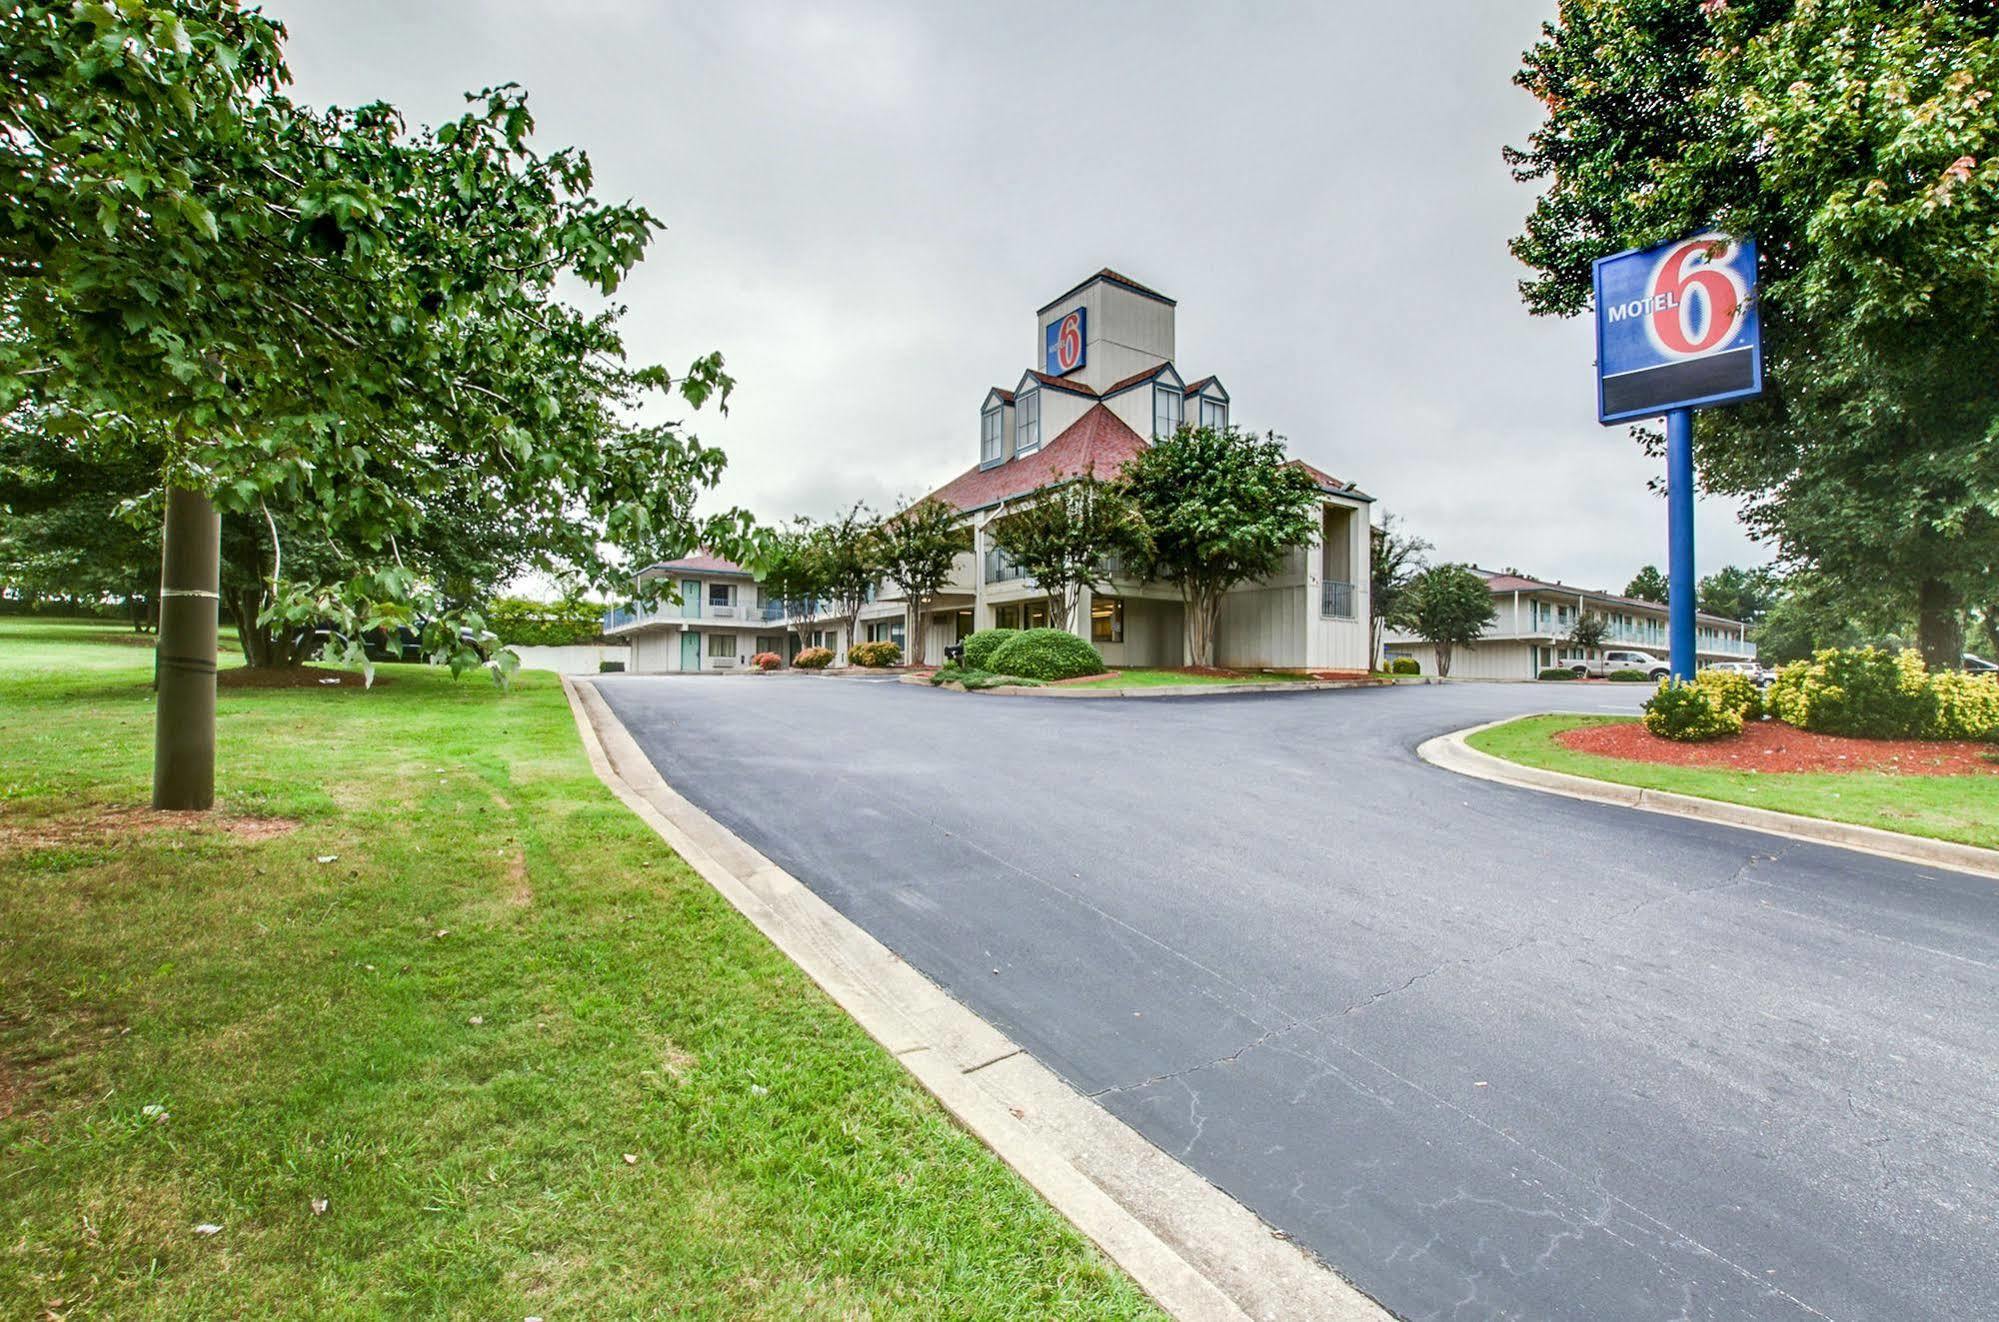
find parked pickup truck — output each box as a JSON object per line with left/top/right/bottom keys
{"left": 1569, "top": 648, "right": 1673, "bottom": 681}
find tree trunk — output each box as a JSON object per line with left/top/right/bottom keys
{"left": 154, "top": 486, "right": 220, "bottom": 811}
{"left": 1916, "top": 578, "right": 1964, "bottom": 671}
{"left": 1435, "top": 642, "right": 1453, "bottom": 678}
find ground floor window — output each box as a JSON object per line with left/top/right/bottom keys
{"left": 867, "top": 620, "right": 905, "bottom": 648}
{"left": 755, "top": 635, "right": 780, "bottom": 654}
{"left": 707, "top": 632, "right": 736, "bottom": 657}
{"left": 1024, "top": 600, "right": 1049, "bottom": 629}
{"left": 994, "top": 603, "right": 1020, "bottom": 630}
{"left": 809, "top": 629, "right": 836, "bottom": 651}
{"left": 1091, "top": 596, "right": 1124, "bottom": 644}
{"left": 954, "top": 609, "right": 974, "bottom": 642}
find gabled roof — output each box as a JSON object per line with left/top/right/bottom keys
{"left": 638, "top": 550, "right": 753, "bottom": 578}
{"left": 1182, "top": 375, "right": 1227, "bottom": 399}
{"left": 1018, "top": 368, "right": 1099, "bottom": 398}
{"left": 923, "top": 405, "right": 1149, "bottom": 513}
{"left": 1288, "top": 459, "right": 1373, "bottom": 503}
{"left": 1036, "top": 267, "right": 1176, "bottom": 315}
{"left": 982, "top": 386, "right": 1015, "bottom": 409}
{"left": 1100, "top": 362, "right": 1182, "bottom": 398}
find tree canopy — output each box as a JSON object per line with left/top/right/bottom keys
{"left": 987, "top": 469, "right": 1142, "bottom": 634}
{"left": 1369, "top": 512, "right": 1430, "bottom": 666}
{"left": 874, "top": 498, "right": 968, "bottom": 667}
{"left": 1508, "top": 0, "right": 1999, "bottom": 668}
{"left": 1624, "top": 565, "right": 1668, "bottom": 604}
{"left": 1408, "top": 563, "right": 1498, "bottom": 678}
{"left": 1120, "top": 425, "right": 1324, "bottom": 667}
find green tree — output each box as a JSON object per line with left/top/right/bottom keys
{"left": 875, "top": 499, "right": 970, "bottom": 667}
{"left": 3, "top": 1, "right": 750, "bottom": 807}
{"left": 1697, "top": 564, "right": 1779, "bottom": 626}
{"left": 1409, "top": 563, "right": 1498, "bottom": 679}
{"left": 0, "top": 423, "right": 160, "bottom": 628}
{"left": 1121, "top": 425, "right": 1323, "bottom": 667}
{"left": 1568, "top": 609, "right": 1610, "bottom": 652}
{"left": 1369, "top": 512, "right": 1430, "bottom": 667}
{"left": 987, "top": 469, "right": 1142, "bottom": 634}
{"left": 757, "top": 521, "right": 831, "bottom": 655}
{"left": 1507, "top": 0, "right": 1999, "bottom": 670}
{"left": 819, "top": 503, "right": 883, "bottom": 660}
{"left": 1625, "top": 565, "right": 1669, "bottom": 605}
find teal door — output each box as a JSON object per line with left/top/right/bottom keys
{"left": 680, "top": 631, "right": 701, "bottom": 670}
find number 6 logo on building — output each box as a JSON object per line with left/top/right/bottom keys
{"left": 1048, "top": 308, "right": 1085, "bottom": 374}
{"left": 1646, "top": 233, "right": 1749, "bottom": 360}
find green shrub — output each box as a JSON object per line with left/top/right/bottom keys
{"left": 927, "top": 664, "right": 1042, "bottom": 690}
{"left": 1694, "top": 667, "right": 1763, "bottom": 720}
{"left": 1643, "top": 680, "right": 1743, "bottom": 742}
{"left": 483, "top": 595, "right": 606, "bottom": 646}
{"left": 750, "top": 651, "right": 783, "bottom": 671}
{"left": 985, "top": 628, "right": 1105, "bottom": 681}
{"left": 848, "top": 640, "right": 902, "bottom": 668}
{"left": 1766, "top": 647, "right": 1935, "bottom": 738}
{"left": 962, "top": 628, "right": 1018, "bottom": 671}
{"left": 1390, "top": 657, "right": 1421, "bottom": 675}
{"left": 1537, "top": 667, "right": 1577, "bottom": 681}
{"left": 1928, "top": 671, "right": 1999, "bottom": 741}
{"left": 793, "top": 646, "right": 834, "bottom": 670}
{"left": 1607, "top": 668, "right": 1651, "bottom": 682}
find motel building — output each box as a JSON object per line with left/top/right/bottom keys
{"left": 606, "top": 268, "right": 1376, "bottom": 672}
{"left": 1380, "top": 567, "right": 1755, "bottom": 678}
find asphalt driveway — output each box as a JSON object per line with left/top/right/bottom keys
{"left": 594, "top": 675, "right": 1999, "bottom": 1322}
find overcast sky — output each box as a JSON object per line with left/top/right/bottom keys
{"left": 264, "top": 0, "right": 1773, "bottom": 594}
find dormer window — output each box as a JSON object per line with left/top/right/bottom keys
{"left": 1015, "top": 390, "right": 1041, "bottom": 455}
{"left": 1199, "top": 395, "right": 1227, "bottom": 431}
{"left": 1153, "top": 384, "right": 1182, "bottom": 438}
{"left": 980, "top": 405, "right": 1003, "bottom": 466}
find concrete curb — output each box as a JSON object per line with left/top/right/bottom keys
{"left": 903, "top": 674, "right": 1394, "bottom": 700}
{"left": 1419, "top": 715, "right": 1999, "bottom": 881}
{"left": 561, "top": 678, "right": 1387, "bottom": 1322}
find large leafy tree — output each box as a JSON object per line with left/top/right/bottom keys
{"left": 1408, "top": 563, "right": 1499, "bottom": 679}
{"left": 987, "top": 468, "right": 1141, "bottom": 633}
{"left": 757, "top": 520, "right": 830, "bottom": 654}
{"left": 0, "top": 421, "right": 160, "bottom": 627}
{"left": 1507, "top": 0, "right": 1999, "bottom": 669}
{"left": 1122, "top": 425, "right": 1323, "bottom": 667}
{"left": 3, "top": 1, "right": 750, "bottom": 807}
{"left": 1697, "top": 564, "right": 1780, "bottom": 626}
{"left": 1624, "top": 565, "right": 1669, "bottom": 604}
{"left": 819, "top": 502, "right": 882, "bottom": 659}
{"left": 1369, "top": 512, "right": 1430, "bottom": 666}
{"left": 875, "top": 498, "right": 969, "bottom": 667}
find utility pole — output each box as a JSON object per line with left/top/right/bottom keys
{"left": 153, "top": 486, "right": 220, "bottom": 810}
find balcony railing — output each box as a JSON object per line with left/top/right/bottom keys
{"left": 1322, "top": 579, "right": 1355, "bottom": 619}
{"left": 984, "top": 548, "right": 1030, "bottom": 584}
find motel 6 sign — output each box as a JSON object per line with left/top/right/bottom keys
{"left": 1593, "top": 232, "right": 1762, "bottom": 424}
{"left": 1045, "top": 306, "right": 1086, "bottom": 375}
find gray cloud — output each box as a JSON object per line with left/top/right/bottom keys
{"left": 266, "top": 0, "right": 1774, "bottom": 592}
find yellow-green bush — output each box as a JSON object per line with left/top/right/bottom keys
{"left": 1643, "top": 679, "right": 1743, "bottom": 742}
{"left": 1694, "top": 667, "right": 1763, "bottom": 720}
{"left": 847, "top": 640, "right": 902, "bottom": 668}
{"left": 793, "top": 646, "right": 834, "bottom": 670}
{"left": 1765, "top": 647, "right": 1936, "bottom": 738}
{"left": 1928, "top": 672, "right": 1999, "bottom": 741}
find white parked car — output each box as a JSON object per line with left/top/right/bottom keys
{"left": 1570, "top": 649, "right": 1672, "bottom": 681}
{"left": 1707, "top": 659, "right": 1772, "bottom": 686}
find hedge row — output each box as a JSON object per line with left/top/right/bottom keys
{"left": 1643, "top": 648, "right": 1999, "bottom": 743}
{"left": 482, "top": 596, "right": 606, "bottom": 646}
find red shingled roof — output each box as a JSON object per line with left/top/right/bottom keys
{"left": 1036, "top": 267, "right": 1176, "bottom": 314}
{"left": 1023, "top": 369, "right": 1098, "bottom": 397}
{"left": 1288, "top": 458, "right": 1361, "bottom": 495}
{"left": 644, "top": 550, "right": 752, "bottom": 576}
{"left": 1100, "top": 363, "right": 1175, "bottom": 397}
{"left": 924, "top": 405, "right": 1149, "bottom": 512}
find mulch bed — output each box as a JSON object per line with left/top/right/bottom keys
{"left": 1558, "top": 719, "right": 1999, "bottom": 776}
{"left": 218, "top": 665, "right": 383, "bottom": 689}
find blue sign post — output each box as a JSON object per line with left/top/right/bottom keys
{"left": 1593, "top": 233, "right": 1762, "bottom": 680}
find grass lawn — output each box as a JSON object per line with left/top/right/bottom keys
{"left": 1065, "top": 667, "right": 1320, "bottom": 690}
{"left": 1470, "top": 714, "right": 1999, "bottom": 851}
{"left": 0, "top": 618, "right": 1160, "bottom": 1319}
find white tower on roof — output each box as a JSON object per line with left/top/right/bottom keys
{"left": 1034, "top": 269, "right": 1176, "bottom": 394}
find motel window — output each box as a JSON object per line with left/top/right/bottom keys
{"left": 995, "top": 604, "right": 1021, "bottom": 630}
{"left": 708, "top": 582, "right": 731, "bottom": 606}
{"left": 707, "top": 632, "right": 735, "bottom": 657}
{"left": 1025, "top": 600, "right": 1050, "bottom": 629}
{"left": 1091, "top": 596, "right": 1124, "bottom": 644}
{"left": 1015, "top": 391, "right": 1041, "bottom": 455}
{"left": 1153, "top": 385, "right": 1182, "bottom": 439}
{"left": 981, "top": 406, "right": 1003, "bottom": 466}
{"left": 1199, "top": 396, "right": 1227, "bottom": 431}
